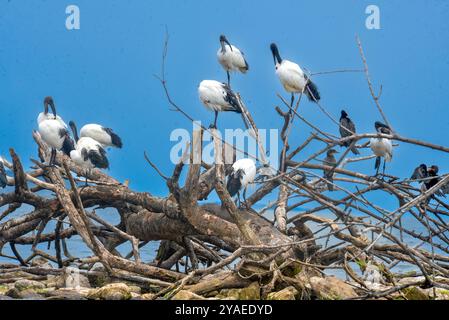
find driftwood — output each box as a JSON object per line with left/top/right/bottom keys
{"left": 1, "top": 34, "right": 449, "bottom": 300}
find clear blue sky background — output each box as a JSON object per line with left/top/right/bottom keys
{"left": 1, "top": 0, "right": 449, "bottom": 206}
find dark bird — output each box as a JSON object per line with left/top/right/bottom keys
{"left": 323, "top": 149, "right": 338, "bottom": 191}
{"left": 339, "top": 110, "right": 359, "bottom": 155}
{"left": 425, "top": 165, "right": 442, "bottom": 191}
{"left": 420, "top": 165, "right": 449, "bottom": 198}
{"left": 410, "top": 164, "right": 428, "bottom": 181}
{"left": 0, "top": 160, "right": 7, "bottom": 188}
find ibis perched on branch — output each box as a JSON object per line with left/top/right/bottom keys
{"left": 217, "top": 35, "right": 249, "bottom": 87}
{"left": 226, "top": 158, "right": 256, "bottom": 205}
{"left": 37, "top": 97, "right": 74, "bottom": 166}
{"left": 69, "top": 121, "right": 109, "bottom": 184}
{"left": 370, "top": 121, "right": 393, "bottom": 176}
{"left": 198, "top": 80, "right": 242, "bottom": 128}
{"left": 339, "top": 110, "right": 359, "bottom": 155}
{"left": 79, "top": 124, "right": 123, "bottom": 149}
{"left": 269, "top": 43, "right": 320, "bottom": 109}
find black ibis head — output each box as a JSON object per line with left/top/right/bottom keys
{"left": 270, "top": 43, "right": 282, "bottom": 66}
{"left": 43, "top": 96, "right": 57, "bottom": 118}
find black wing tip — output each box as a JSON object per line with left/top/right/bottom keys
{"left": 351, "top": 147, "right": 360, "bottom": 155}
{"left": 104, "top": 128, "right": 123, "bottom": 148}
{"left": 88, "top": 148, "right": 109, "bottom": 170}
{"left": 223, "top": 85, "right": 242, "bottom": 113}
{"left": 111, "top": 132, "right": 123, "bottom": 148}
{"left": 61, "top": 134, "right": 75, "bottom": 156}
{"left": 226, "top": 176, "right": 242, "bottom": 197}
{"left": 306, "top": 80, "right": 321, "bottom": 102}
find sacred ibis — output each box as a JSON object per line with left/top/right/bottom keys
{"left": 226, "top": 158, "right": 257, "bottom": 205}
{"left": 370, "top": 121, "right": 393, "bottom": 176}
{"left": 339, "top": 110, "right": 359, "bottom": 155}
{"left": 37, "top": 97, "right": 74, "bottom": 166}
{"left": 323, "top": 149, "right": 338, "bottom": 191}
{"left": 270, "top": 43, "right": 320, "bottom": 109}
{"left": 79, "top": 124, "right": 123, "bottom": 148}
{"left": 69, "top": 121, "right": 109, "bottom": 184}
{"left": 198, "top": 80, "right": 242, "bottom": 128}
{"left": 217, "top": 35, "right": 249, "bottom": 86}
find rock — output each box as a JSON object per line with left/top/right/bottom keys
{"left": 130, "top": 292, "right": 142, "bottom": 300}
{"left": 0, "top": 285, "right": 8, "bottom": 295}
{"left": 90, "top": 262, "right": 105, "bottom": 272}
{"left": 309, "top": 276, "right": 357, "bottom": 300}
{"left": 267, "top": 286, "right": 298, "bottom": 300}
{"left": 87, "top": 283, "right": 132, "bottom": 300}
{"left": 6, "top": 287, "right": 44, "bottom": 300}
{"left": 402, "top": 287, "right": 429, "bottom": 300}
{"left": 30, "top": 257, "right": 53, "bottom": 269}
{"left": 172, "top": 290, "right": 208, "bottom": 300}
{"left": 217, "top": 282, "right": 260, "bottom": 300}
{"left": 45, "top": 288, "right": 90, "bottom": 300}
{"left": 0, "top": 295, "right": 14, "bottom": 300}
{"left": 46, "top": 270, "right": 91, "bottom": 289}
{"left": 434, "top": 289, "right": 449, "bottom": 300}
{"left": 14, "top": 279, "right": 45, "bottom": 291}
{"left": 141, "top": 293, "right": 155, "bottom": 300}
{"left": 128, "top": 285, "right": 141, "bottom": 294}
{"left": 18, "top": 289, "right": 45, "bottom": 300}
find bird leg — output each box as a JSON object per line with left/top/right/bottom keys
{"left": 242, "top": 188, "right": 248, "bottom": 208}
{"left": 227, "top": 71, "right": 231, "bottom": 87}
{"left": 237, "top": 191, "right": 241, "bottom": 207}
{"left": 209, "top": 111, "right": 219, "bottom": 129}
{"left": 374, "top": 157, "right": 380, "bottom": 178}
{"left": 290, "top": 94, "right": 295, "bottom": 116}
{"left": 382, "top": 159, "right": 387, "bottom": 178}
{"left": 48, "top": 148, "right": 57, "bottom": 167}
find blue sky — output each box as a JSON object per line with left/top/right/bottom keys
{"left": 1, "top": 0, "right": 449, "bottom": 205}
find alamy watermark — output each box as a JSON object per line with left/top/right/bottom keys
{"left": 169, "top": 122, "right": 279, "bottom": 168}
{"left": 365, "top": 5, "right": 381, "bottom": 30}
{"left": 66, "top": 5, "right": 80, "bottom": 30}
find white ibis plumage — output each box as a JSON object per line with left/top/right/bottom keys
{"left": 217, "top": 34, "right": 249, "bottom": 86}
{"left": 37, "top": 97, "right": 74, "bottom": 166}
{"left": 80, "top": 124, "right": 123, "bottom": 149}
{"left": 69, "top": 121, "right": 109, "bottom": 184}
{"left": 270, "top": 43, "right": 320, "bottom": 109}
{"left": 198, "top": 80, "right": 242, "bottom": 128}
{"left": 370, "top": 121, "right": 393, "bottom": 176}
{"left": 226, "top": 158, "right": 257, "bottom": 204}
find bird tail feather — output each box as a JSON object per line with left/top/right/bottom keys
{"left": 305, "top": 80, "right": 320, "bottom": 102}
{"left": 350, "top": 145, "right": 360, "bottom": 155}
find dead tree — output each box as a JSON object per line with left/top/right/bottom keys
{"left": 1, "top": 35, "right": 449, "bottom": 300}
